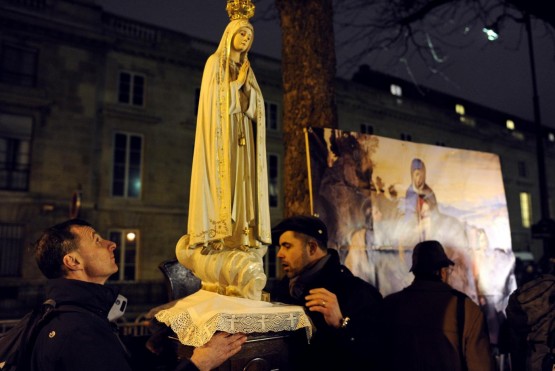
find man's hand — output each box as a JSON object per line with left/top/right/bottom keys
{"left": 190, "top": 332, "right": 247, "bottom": 371}
{"left": 305, "top": 288, "right": 343, "bottom": 328}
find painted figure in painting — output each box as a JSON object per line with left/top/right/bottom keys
{"left": 176, "top": 0, "right": 271, "bottom": 300}
{"left": 405, "top": 158, "right": 438, "bottom": 229}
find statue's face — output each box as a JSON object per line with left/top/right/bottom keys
{"left": 232, "top": 27, "right": 253, "bottom": 53}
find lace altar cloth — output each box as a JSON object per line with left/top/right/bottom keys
{"left": 155, "top": 290, "right": 312, "bottom": 347}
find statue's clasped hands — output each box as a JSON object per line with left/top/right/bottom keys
{"left": 237, "top": 60, "right": 251, "bottom": 92}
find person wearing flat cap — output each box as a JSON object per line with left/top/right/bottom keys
{"left": 382, "top": 240, "right": 495, "bottom": 371}
{"left": 270, "top": 215, "right": 383, "bottom": 370}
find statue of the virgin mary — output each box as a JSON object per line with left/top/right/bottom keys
{"left": 176, "top": 0, "right": 271, "bottom": 300}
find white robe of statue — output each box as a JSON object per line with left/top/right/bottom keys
{"left": 176, "top": 19, "right": 271, "bottom": 300}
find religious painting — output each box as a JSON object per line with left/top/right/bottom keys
{"left": 306, "top": 127, "right": 516, "bottom": 343}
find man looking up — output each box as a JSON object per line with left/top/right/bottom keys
{"left": 31, "top": 219, "right": 246, "bottom": 371}
{"left": 271, "top": 215, "right": 383, "bottom": 370}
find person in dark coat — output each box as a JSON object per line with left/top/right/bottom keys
{"left": 30, "top": 219, "right": 246, "bottom": 371}
{"left": 270, "top": 215, "right": 384, "bottom": 370}
{"left": 382, "top": 240, "right": 495, "bottom": 371}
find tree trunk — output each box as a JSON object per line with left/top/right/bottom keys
{"left": 275, "top": 0, "right": 338, "bottom": 218}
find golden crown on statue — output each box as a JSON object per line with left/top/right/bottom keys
{"left": 226, "top": 0, "right": 255, "bottom": 21}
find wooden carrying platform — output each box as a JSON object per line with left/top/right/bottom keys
{"left": 176, "top": 330, "right": 306, "bottom": 371}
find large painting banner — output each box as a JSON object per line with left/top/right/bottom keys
{"left": 306, "top": 127, "right": 516, "bottom": 343}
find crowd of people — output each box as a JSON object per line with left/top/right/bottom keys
{"left": 28, "top": 214, "right": 549, "bottom": 371}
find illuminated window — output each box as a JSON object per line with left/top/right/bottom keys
{"left": 112, "top": 132, "right": 143, "bottom": 198}
{"left": 390, "top": 84, "right": 402, "bottom": 97}
{"left": 520, "top": 192, "right": 532, "bottom": 228}
{"left": 506, "top": 120, "right": 515, "bottom": 130}
{"left": 512, "top": 131, "right": 525, "bottom": 141}
{"left": 455, "top": 104, "right": 465, "bottom": 115}
{"left": 459, "top": 116, "right": 476, "bottom": 127}
{"left": 108, "top": 229, "right": 139, "bottom": 281}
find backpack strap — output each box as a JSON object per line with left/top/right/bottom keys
{"left": 54, "top": 301, "right": 132, "bottom": 359}
{"left": 21, "top": 300, "right": 109, "bottom": 370}
{"left": 13, "top": 299, "right": 61, "bottom": 371}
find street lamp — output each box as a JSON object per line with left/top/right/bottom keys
{"left": 483, "top": 14, "right": 555, "bottom": 268}
{"left": 523, "top": 12, "right": 555, "bottom": 269}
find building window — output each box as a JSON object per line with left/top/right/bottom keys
{"left": 112, "top": 132, "right": 143, "bottom": 198}
{"left": 268, "top": 153, "right": 279, "bottom": 208}
{"left": 435, "top": 141, "right": 446, "bottom": 147}
{"left": 360, "top": 123, "right": 373, "bottom": 135}
{"left": 459, "top": 116, "right": 476, "bottom": 127}
{"left": 0, "top": 44, "right": 38, "bottom": 86}
{"left": 517, "top": 161, "right": 527, "bottom": 178}
{"left": 0, "top": 113, "right": 32, "bottom": 191}
{"left": 265, "top": 102, "right": 279, "bottom": 130}
{"left": 108, "top": 230, "right": 139, "bottom": 281}
{"left": 455, "top": 104, "right": 465, "bottom": 115}
{"left": 0, "top": 223, "right": 24, "bottom": 277}
{"left": 512, "top": 131, "right": 525, "bottom": 141}
{"left": 390, "top": 84, "right": 402, "bottom": 97}
{"left": 118, "top": 72, "right": 145, "bottom": 106}
{"left": 506, "top": 119, "right": 515, "bottom": 130}
{"left": 400, "top": 133, "right": 412, "bottom": 142}
{"left": 520, "top": 192, "right": 532, "bottom": 228}
{"left": 265, "top": 244, "right": 277, "bottom": 279}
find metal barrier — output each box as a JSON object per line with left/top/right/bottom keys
{"left": 0, "top": 319, "right": 20, "bottom": 335}
{"left": 116, "top": 313, "right": 152, "bottom": 337}
{"left": 0, "top": 315, "right": 152, "bottom": 337}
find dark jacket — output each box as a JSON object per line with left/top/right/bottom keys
{"left": 30, "top": 278, "right": 132, "bottom": 371}
{"left": 30, "top": 278, "right": 200, "bottom": 371}
{"left": 271, "top": 248, "right": 384, "bottom": 370}
{"left": 383, "top": 279, "right": 495, "bottom": 371}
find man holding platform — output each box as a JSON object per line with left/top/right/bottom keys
{"left": 271, "top": 215, "right": 384, "bottom": 370}
{"left": 30, "top": 219, "right": 246, "bottom": 371}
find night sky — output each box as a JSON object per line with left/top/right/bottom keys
{"left": 95, "top": 0, "right": 555, "bottom": 129}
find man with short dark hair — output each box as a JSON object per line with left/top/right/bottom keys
{"left": 270, "top": 215, "right": 383, "bottom": 370}
{"left": 31, "top": 219, "right": 246, "bottom": 371}
{"left": 382, "top": 240, "right": 495, "bottom": 371}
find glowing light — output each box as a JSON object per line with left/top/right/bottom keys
{"left": 390, "top": 84, "right": 402, "bottom": 97}
{"left": 506, "top": 119, "right": 515, "bottom": 130}
{"left": 482, "top": 27, "right": 498, "bottom": 41}
{"left": 126, "top": 232, "right": 136, "bottom": 242}
{"left": 520, "top": 192, "right": 532, "bottom": 228}
{"left": 455, "top": 104, "right": 465, "bottom": 115}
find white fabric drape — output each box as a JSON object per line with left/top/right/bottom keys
{"left": 155, "top": 290, "right": 312, "bottom": 347}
